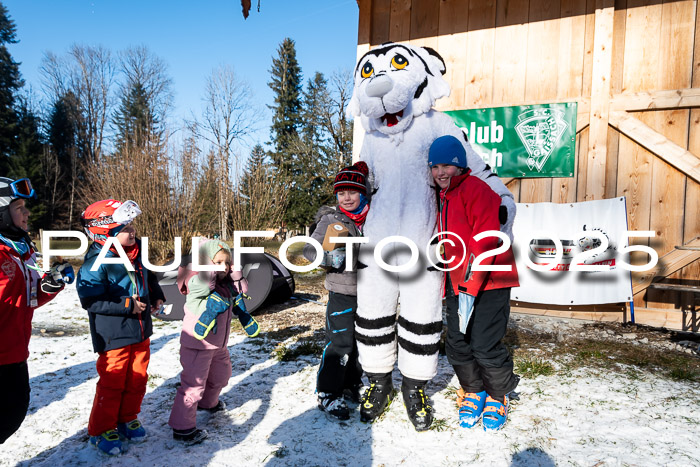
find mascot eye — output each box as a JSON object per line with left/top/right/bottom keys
{"left": 361, "top": 62, "right": 374, "bottom": 78}
{"left": 391, "top": 54, "right": 408, "bottom": 70}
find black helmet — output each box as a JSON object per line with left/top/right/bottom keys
{"left": 0, "top": 177, "right": 35, "bottom": 239}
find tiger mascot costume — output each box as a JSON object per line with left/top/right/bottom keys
{"left": 348, "top": 42, "right": 515, "bottom": 430}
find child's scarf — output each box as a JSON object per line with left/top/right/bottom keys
{"left": 339, "top": 195, "right": 369, "bottom": 230}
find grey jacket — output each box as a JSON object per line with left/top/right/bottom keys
{"left": 303, "top": 206, "right": 362, "bottom": 296}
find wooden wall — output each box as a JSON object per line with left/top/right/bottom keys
{"left": 355, "top": 0, "right": 700, "bottom": 329}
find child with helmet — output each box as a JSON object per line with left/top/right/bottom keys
{"left": 76, "top": 199, "right": 165, "bottom": 455}
{"left": 428, "top": 135, "right": 520, "bottom": 432}
{"left": 0, "top": 177, "right": 73, "bottom": 444}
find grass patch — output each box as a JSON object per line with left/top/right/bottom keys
{"left": 273, "top": 339, "right": 324, "bottom": 362}
{"left": 506, "top": 331, "right": 700, "bottom": 383}
{"left": 515, "top": 357, "right": 555, "bottom": 378}
{"left": 668, "top": 366, "right": 697, "bottom": 381}
{"left": 430, "top": 418, "right": 450, "bottom": 432}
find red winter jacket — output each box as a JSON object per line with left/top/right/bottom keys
{"left": 0, "top": 240, "right": 59, "bottom": 365}
{"left": 437, "top": 171, "right": 519, "bottom": 297}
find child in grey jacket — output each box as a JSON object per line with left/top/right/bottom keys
{"left": 303, "top": 162, "right": 370, "bottom": 421}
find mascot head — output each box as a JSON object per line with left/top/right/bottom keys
{"left": 348, "top": 42, "right": 450, "bottom": 136}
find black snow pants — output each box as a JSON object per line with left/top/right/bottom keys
{"left": 445, "top": 287, "right": 519, "bottom": 398}
{"left": 0, "top": 360, "right": 30, "bottom": 444}
{"left": 317, "top": 292, "right": 363, "bottom": 395}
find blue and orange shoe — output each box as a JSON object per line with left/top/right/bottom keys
{"left": 482, "top": 394, "right": 509, "bottom": 432}
{"left": 457, "top": 389, "right": 486, "bottom": 428}
{"left": 89, "top": 429, "right": 123, "bottom": 456}
{"left": 117, "top": 419, "right": 147, "bottom": 443}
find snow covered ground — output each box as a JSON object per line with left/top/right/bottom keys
{"left": 1, "top": 284, "right": 699, "bottom": 467}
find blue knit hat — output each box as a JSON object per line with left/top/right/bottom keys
{"left": 428, "top": 135, "right": 467, "bottom": 169}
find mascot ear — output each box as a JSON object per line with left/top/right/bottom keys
{"left": 412, "top": 46, "right": 451, "bottom": 116}
{"left": 347, "top": 87, "right": 361, "bottom": 118}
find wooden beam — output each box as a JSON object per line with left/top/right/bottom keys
{"left": 608, "top": 110, "right": 700, "bottom": 184}
{"left": 632, "top": 237, "right": 700, "bottom": 295}
{"left": 576, "top": 112, "right": 590, "bottom": 133}
{"left": 585, "top": 0, "right": 615, "bottom": 201}
{"left": 610, "top": 88, "right": 700, "bottom": 111}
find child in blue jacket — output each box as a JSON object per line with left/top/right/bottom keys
{"left": 77, "top": 199, "right": 164, "bottom": 456}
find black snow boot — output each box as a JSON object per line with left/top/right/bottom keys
{"left": 360, "top": 372, "right": 393, "bottom": 423}
{"left": 401, "top": 377, "right": 433, "bottom": 432}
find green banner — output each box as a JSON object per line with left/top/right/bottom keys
{"left": 446, "top": 102, "right": 577, "bottom": 178}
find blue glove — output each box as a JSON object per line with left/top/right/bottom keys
{"left": 233, "top": 293, "right": 260, "bottom": 337}
{"left": 321, "top": 248, "right": 346, "bottom": 270}
{"left": 194, "top": 292, "right": 231, "bottom": 340}
{"left": 458, "top": 292, "right": 475, "bottom": 334}
{"left": 51, "top": 261, "right": 75, "bottom": 284}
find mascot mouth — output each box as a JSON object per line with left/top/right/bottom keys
{"left": 381, "top": 110, "right": 404, "bottom": 127}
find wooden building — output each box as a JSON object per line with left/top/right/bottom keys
{"left": 353, "top": 0, "right": 700, "bottom": 331}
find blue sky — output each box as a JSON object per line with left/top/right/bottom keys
{"left": 5, "top": 0, "right": 360, "bottom": 154}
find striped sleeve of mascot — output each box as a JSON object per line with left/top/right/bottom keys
{"left": 348, "top": 42, "right": 516, "bottom": 382}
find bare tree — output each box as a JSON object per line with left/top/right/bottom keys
{"left": 115, "top": 45, "right": 173, "bottom": 148}
{"left": 40, "top": 44, "right": 116, "bottom": 164}
{"left": 196, "top": 64, "right": 259, "bottom": 240}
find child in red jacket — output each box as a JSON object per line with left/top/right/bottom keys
{"left": 0, "top": 177, "right": 72, "bottom": 444}
{"left": 428, "top": 136, "right": 520, "bottom": 432}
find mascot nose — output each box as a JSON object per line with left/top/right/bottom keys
{"left": 365, "top": 74, "right": 393, "bottom": 98}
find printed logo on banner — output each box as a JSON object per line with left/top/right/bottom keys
{"left": 515, "top": 108, "right": 569, "bottom": 173}
{"left": 527, "top": 226, "right": 618, "bottom": 271}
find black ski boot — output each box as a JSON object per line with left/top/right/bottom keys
{"left": 360, "top": 372, "right": 393, "bottom": 423}
{"left": 402, "top": 377, "right": 433, "bottom": 431}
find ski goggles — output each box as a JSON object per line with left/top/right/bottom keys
{"left": 112, "top": 200, "right": 142, "bottom": 225}
{"left": 0, "top": 178, "right": 35, "bottom": 199}
{"left": 83, "top": 200, "right": 142, "bottom": 235}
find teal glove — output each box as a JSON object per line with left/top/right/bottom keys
{"left": 194, "top": 292, "right": 231, "bottom": 340}
{"left": 458, "top": 292, "right": 475, "bottom": 334}
{"left": 233, "top": 293, "right": 260, "bottom": 337}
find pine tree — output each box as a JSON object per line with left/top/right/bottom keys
{"left": 267, "top": 37, "right": 302, "bottom": 170}
{"left": 7, "top": 97, "right": 46, "bottom": 224}
{"left": 114, "top": 81, "right": 156, "bottom": 149}
{"left": 45, "top": 92, "right": 81, "bottom": 228}
{"left": 0, "top": 2, "right": 23, "bottom": 172}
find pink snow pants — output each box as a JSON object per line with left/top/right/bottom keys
{"left": 168, "top": 346, "right": 232, "bottom": 430}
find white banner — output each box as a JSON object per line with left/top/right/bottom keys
{"left": 510, "top": 197, "right": 633, "bottom": 305}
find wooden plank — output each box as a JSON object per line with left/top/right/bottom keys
{"left": 491, "top": 0, "right": 528, "bottom": 203}
{"left": 647, "top": 283, "right": 700, "bottom": 293}
{"left": 552, "top": 0, "right": 588, "bottom": 204}
{"left": 357, "top": 0, "right": 372, "bottom": 46}
{"left": 512, "top": 304, "right": 692, "bottom": 331}
{"left": 681, "top": 0, "right": 700, "bottom": 300}
{"left": 520, "top": 0, "right": 561, "bottom": 204}
{"left": 645, "top": 0, "right": 696, "bottom": 311}
{"left": 354, "top": 0, "right": 372, "bottom": 162}
{"left": 618, "top": 0, "right": 662, "bottom": 309}
{"left": 608, "top": 110, "right": 700, "bottom": 184}
{"left": 463, "top": 0, "right": 497, "bottom": 108}
{"left": 585, "top": 0, "right": 615, "bottom": 201}
{"left": 610, "top": 88, "right": 700, "bottom": 111}
{"left": 576, "top": 0, "right": 598, "bottom": 201}
{"left": 559, "top": 0, "right": 588, "bottom": 205}
{"left": 389, "top": 0, "right": 411, "bottom": 42}
{"left": 410, "top": 0, "right": 439, "bottom": 42}
{"left": 630, "top": 307, "right": 686, "bottom": 330}
{"left": 631, "top": 237, "right": 700, "bottom": 295}
{"left": 370, "top": 0, "right": 391, "bottom": 45}
{"left": 604, "top": 0, "right": 628, "bottom": 199}
{"left": 436, "top": 0, "right": 469, "bottom": 111}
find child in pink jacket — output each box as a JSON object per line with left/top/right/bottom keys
{"left": 168, "top": 239, "right": 248, "bottom": 445}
